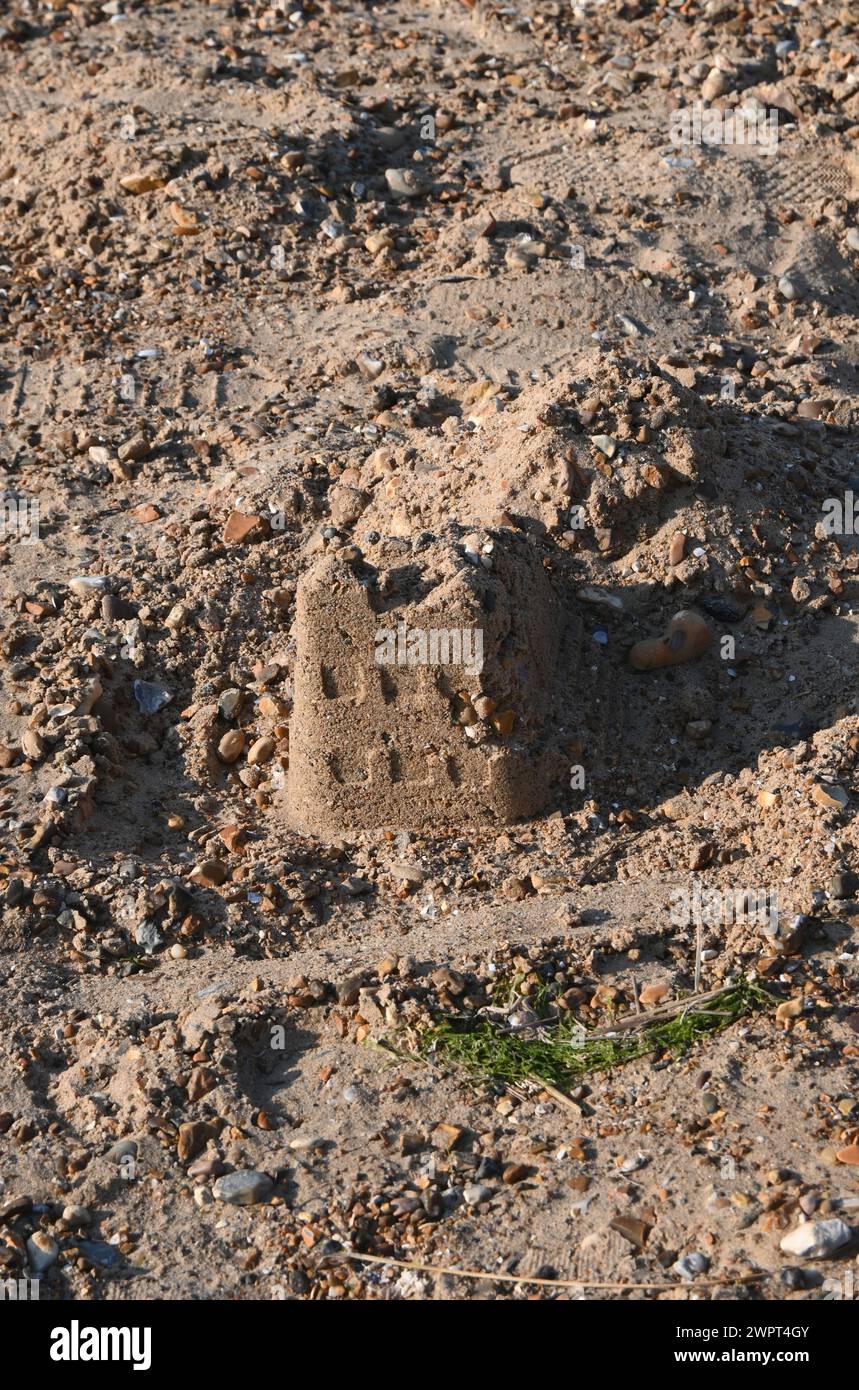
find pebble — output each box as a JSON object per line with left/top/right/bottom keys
{"left": 132, "top": 679, "right": 173, "bottom": 714}
{"left": 591, "top": 434, "right": 618, "bottom": 459}
{"left": 165, "top": 603, "right": 189, "bottom": 631}
{"left": 247, "top": 736, "right": 275, "bottom": 766}
{"left": 385, "top": 168, "right": 424, "bottom": 199}
{"left": 218, "top": 689, "right": 244, "bottom": 720}
{"left": 106, "top": 1138, "right": 138, "bottom": 1163}
{"left": 190, "top": 860, "right": 227, "bottom": 888}
{"left": 701, "top": 66, "right": 732, "bottom": 101}
{"left": 223, "top": 511, "right": 263, "bottom": 545}
{"left": 463, "top": 1182, "right": 493, "bottom": 1206}
{"left": 629, "top": 610, "right": 712, "bottom": 672}
{"left": 69, "top": 575, "right": 110, "bottom": 598}
{"left": 669, "top": 532, "right": 686, "bottom": 566}
{"left": 26, "top": 1231, "right": 59, "bottom": 1273}
{"left": 217, "top": 730, "right": 245, "bottom": 763}
{"left": 672, "top": 1251, "right": 710, "bottom": 1280}
{"left": 62, "top": 1204, "right": 91, "bottom": 1228}
{"left": 389, "top": 862, "right": 425, "bottom": 885}
{"left": 502, "top": 1163, "right": 531, "bottom": 1184}
{"left": 212, "top": 1171, "right": 273, "bottom": 1206}
{"left": 830, "top": 872, "right": 858, "bottom": 900}
{"left": 779, "top": 1218, "right": 852, "bottom": 1259}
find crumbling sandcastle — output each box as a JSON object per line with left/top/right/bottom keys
{"left": 287, "top": 533, "right": 576, "bottom": 832}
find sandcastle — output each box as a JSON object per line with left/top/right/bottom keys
{"left": 287, "top": 533, "right": 575, "bottom": 832}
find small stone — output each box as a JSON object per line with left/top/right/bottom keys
{"left": 0, "top": 1195, "right": 32, "bottom": 1222}
{"left": 223, "top": 511, "right": 264, "bottom": 545}
{"left": 247, "top": 736, "right": 275, "bottom": 766}
{"left": 610, "top": 1214, "right": 651, "bottom": 1248}
{"left": 629, "top": 610, "right": 712, "bottom": 671}
{"left": 177, "top": 1120, "right": 219, "bottom": 1163}
{"left": 672, "top": 1251, "right": 710, "bottom": 1280}
{"left": 463, "top": 1183, "right": 493, "bottom": 1206}
{"left": 669, "top": 532, "right": 686, "bottom": 566}
{"left": 686, "top": 719, "right": 712, "bottom": 741}
{"left": 190, "top": 860, "right": 227, "bottom": 888}
{"left": 830, "top": 872, "right": 859, "bottom": 900}
{"left": 812, "top": 783, "right": 849, "bottom": 811}
{"left": 385, "top": 167, "right": 425, "bottom": 199}
{"left": 165, "top": 603, "right": 189, "bottom": 631}
{"left": 779, "top": 1218, "right": 852, "bottom": 1259}
{"left": 62, "top": 1205, "right": 91, "bottom": 1228}
{"left": 131, "top": 504, "right": 160, "bottom": 525}
{"left": 217, "top": 730, "right": 245, "bottom": 763}
{"left": 502, "top": 1163, "right": 532, "bottom": 1184}
{"left": 219, "top": 825, "right": 248, "bottom": 853}
{"left": 389, "top": 862, "right": 425, "bottom": 885}
{"left": 775, "top": 997, "right": 803, "bottom": 1026}
{"left": 187, "top": 1067, "right": 218, "bottom": 1102}
{"left": 132, "top": 680, "right": 172, "bottom": 714}
{"left": 591, "top": 433, "right": 618, "bottom": 459}
{"left": 212, "top": 1171, "right": 273, "bottom": 1206}
{"left": 431, "top": 1123, "right": 464, "bottom": 1152}
{"left": 118, "top": 433, "right": 150, "bottom": 463}
{"left": 21, "top": 729, "right": 45, "bottom": 762}
{"left": 341, "top": 875, "right": 372, "bottom": 896}
{"left": 69, "top": 575, "right": 110, "bottom": 598}
{"left": 491, "top": 709, "right": 515, "bottom": 737}
{"left": 701, "top": 67, "right": 732, "bottom": 101}
{"left": 120, "top": 171, "right": 166, "bottom": 194}
{"left": 26, "top": 1231, "right": 59, "bottom": 1273}
{"left": 758, "top": 788, "right": 781, "bottom": 810}
{"left": 187, "top": 1158, "right": 226, "bottom": 1180}
{"left": 106, "top": 1139, "right": 138, "bottom": 1163}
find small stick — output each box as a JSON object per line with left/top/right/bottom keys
{"left": 631, "top": 974, "right": 641, "bottom": 1015}
{"left": 694, "top": 917, "right": 703, "bottom": 994}
{"left": 341, "top": 1249, "right": 763, "bottom": 1292}
{"left": 581, "top": 984, "right": 738, "bottom": 1039}
{"left": 525, "top": 1075, "right": 583, "bottom": 1115}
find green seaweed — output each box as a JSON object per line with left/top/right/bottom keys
{"left": 420, "top": 978, "right": 773, "bottom": 1092}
